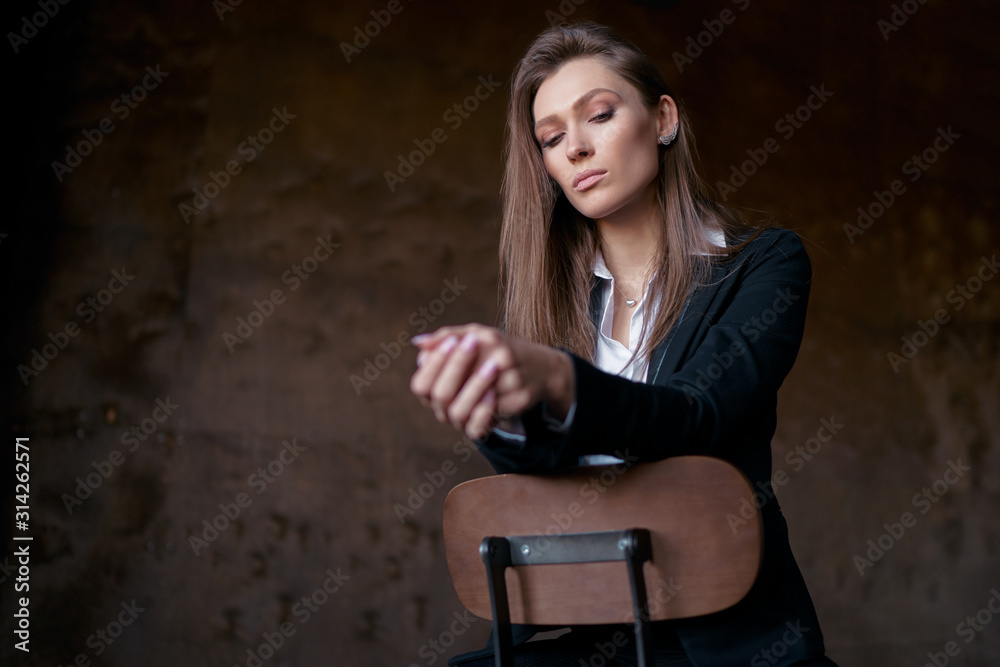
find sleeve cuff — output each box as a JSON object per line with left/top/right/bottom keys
{"left": 493, "top": 415, "right": 527, "bottom": 443}
{"left": 541, "top": 400, "right": 576, "bottom": 433}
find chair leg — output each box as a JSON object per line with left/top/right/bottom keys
{"left": 479, "top": 529, "right": 654, "bottom": 667}
{"left": 623, "top": 529, "right": 654, "bottom": 667}
{"left": 480, "top": 537, "right": 514, "bottom": 667}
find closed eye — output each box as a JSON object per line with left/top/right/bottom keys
{"left": 539, "top": 107, "right": 614, "bottom": 149}
{"left": 590, "top": 107, "right": 615, "bottom": 122}
{"left": 541, "top": 133, "right": 563, "bottom": 149}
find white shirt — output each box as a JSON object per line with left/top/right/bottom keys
{"left": 493, "top": 227, "right": 725, "bottom": 466}
{"left": 591, "top": 248, "right": 656, "bottom": 383}
{"left": 491, "top": 250, "right": 655, "bottom": 465}
{"left": 578, "top": 249, "right": 659, "bottom": 465}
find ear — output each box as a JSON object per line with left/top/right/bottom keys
{"left": 656, "top": 94, "right": 679, "bottom": 136}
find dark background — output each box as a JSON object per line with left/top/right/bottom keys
{"left": 2, "top": 1, "right": 998, "bottom": 665}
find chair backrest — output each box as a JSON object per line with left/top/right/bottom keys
{"left": 443, "top": 455, "right": 762, "bottom": 625}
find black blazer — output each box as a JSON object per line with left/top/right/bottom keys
{"left": 469, "top": 228, "right": 834, "bottom": 666}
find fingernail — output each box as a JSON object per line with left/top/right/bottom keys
{"left": 478, "top": 358, "right": 498, "bottom": 378}
{"left": 439, "top": 335, "right": 458, "bottom": 354}
{"left": 411, "top": 333, "right": 431, "bottom": 345}
{"left": 416, "top": 351, "right": 426, "bottom": 367}
{"left": 459, "top": 332, "right": 477, "bottom": 352}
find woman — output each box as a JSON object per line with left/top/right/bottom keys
{"left": 410, "top": 22, "right": 835, "bottom": 667}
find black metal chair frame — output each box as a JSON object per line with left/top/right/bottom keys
{"left": 479, "top": 528, "right": 655, "bottom": 667}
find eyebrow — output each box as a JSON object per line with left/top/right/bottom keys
{"left": 533, "top": 87, "right": 621, "bottom": 132}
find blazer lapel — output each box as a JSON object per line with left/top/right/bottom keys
{"left": 645, "top": 291, "right": 696, "bottom": 386}
{"left": 586, "top": 264, "right": 727, "bottom": 387}
{"left": 647, "top": 264, "right": 729, "bottom": 386}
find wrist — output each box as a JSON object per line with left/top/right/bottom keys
{"left": 543, "top": 349, "right": 574, "bottom": 420}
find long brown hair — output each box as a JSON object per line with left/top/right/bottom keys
{"left": 500, "top": 22, "right": 757, "bottom": 362}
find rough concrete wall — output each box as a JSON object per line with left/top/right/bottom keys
{"left": 1, "top": 1, "right": 997, "bottom": 665}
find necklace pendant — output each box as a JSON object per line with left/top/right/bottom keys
{"left": 625, "top": 298, "right": 637, "bottom": 307}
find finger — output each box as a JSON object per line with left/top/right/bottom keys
{"left": 411, "top": 325, "right": 475, "bottom": 349}
{"left": 491, "top": 366, "right": 535, "bottom": 418}
{"left": 491, "top": 365, "right": 522, "bottom": 395}
{"left": 428, "top": 332, "right": 483, "bottom": 423}
{"left": 410, "top": 334, "right": 460, "bottom": 404}
{"left": 411, "top": 331, "right": 446, "bottom": 348}
{"left": 494, "top": 388, "right": 533, "bottom": 419}
{"left": 466, "top": 389, "right": 497, "bottom": 440}
{"left": 447, "top": 357, "right": 501, "bottom": 431}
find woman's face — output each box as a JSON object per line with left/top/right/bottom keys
{"left": 532, "top": 57, "right": 674, "bottom": 223}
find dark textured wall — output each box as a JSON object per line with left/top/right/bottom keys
{"left": 2, "top": 1, "right": 998, "bottom": 665}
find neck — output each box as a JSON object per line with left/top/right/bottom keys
{"left": 596, "top": 187, "right": 660, "bottom": 291}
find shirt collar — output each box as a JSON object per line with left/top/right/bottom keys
{"left": 593, "top": 248, "right": 613, "bottom": 280}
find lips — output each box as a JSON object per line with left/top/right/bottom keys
{"left": 572, "top": 169, "right": 607, "bottom": 191}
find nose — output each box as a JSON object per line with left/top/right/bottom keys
{"left": 565, "top": 129, "right": 592, "bottom": 161}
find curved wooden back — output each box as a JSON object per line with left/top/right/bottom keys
{"left": 443, "top": 456, "right": 761, "bottom": 625}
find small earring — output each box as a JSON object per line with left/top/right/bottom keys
{"left": 658, "top": 122, "right": 678, "bottom": 147}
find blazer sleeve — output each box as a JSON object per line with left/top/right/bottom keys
{"left": 477, "top": 228, "right": 812, "bottom": 471}
{"left": 476, "top": 403, "right": 581, "bottom": 473}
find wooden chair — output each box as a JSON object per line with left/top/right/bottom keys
{"left": 443, "top": 456, "right": 762, "bottom": 667}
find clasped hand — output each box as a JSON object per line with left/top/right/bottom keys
{"left": 409, "top": 324, "right": 574, "bottom": 440}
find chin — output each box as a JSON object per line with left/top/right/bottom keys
{"left": 571, "top": 182, "right": 655, "bottom": 223}
{"left": 565, "top": 193, "right": 617, "bottom": 220}
{"left": 570, "top": 200, "right": 624, "bottom": 221}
